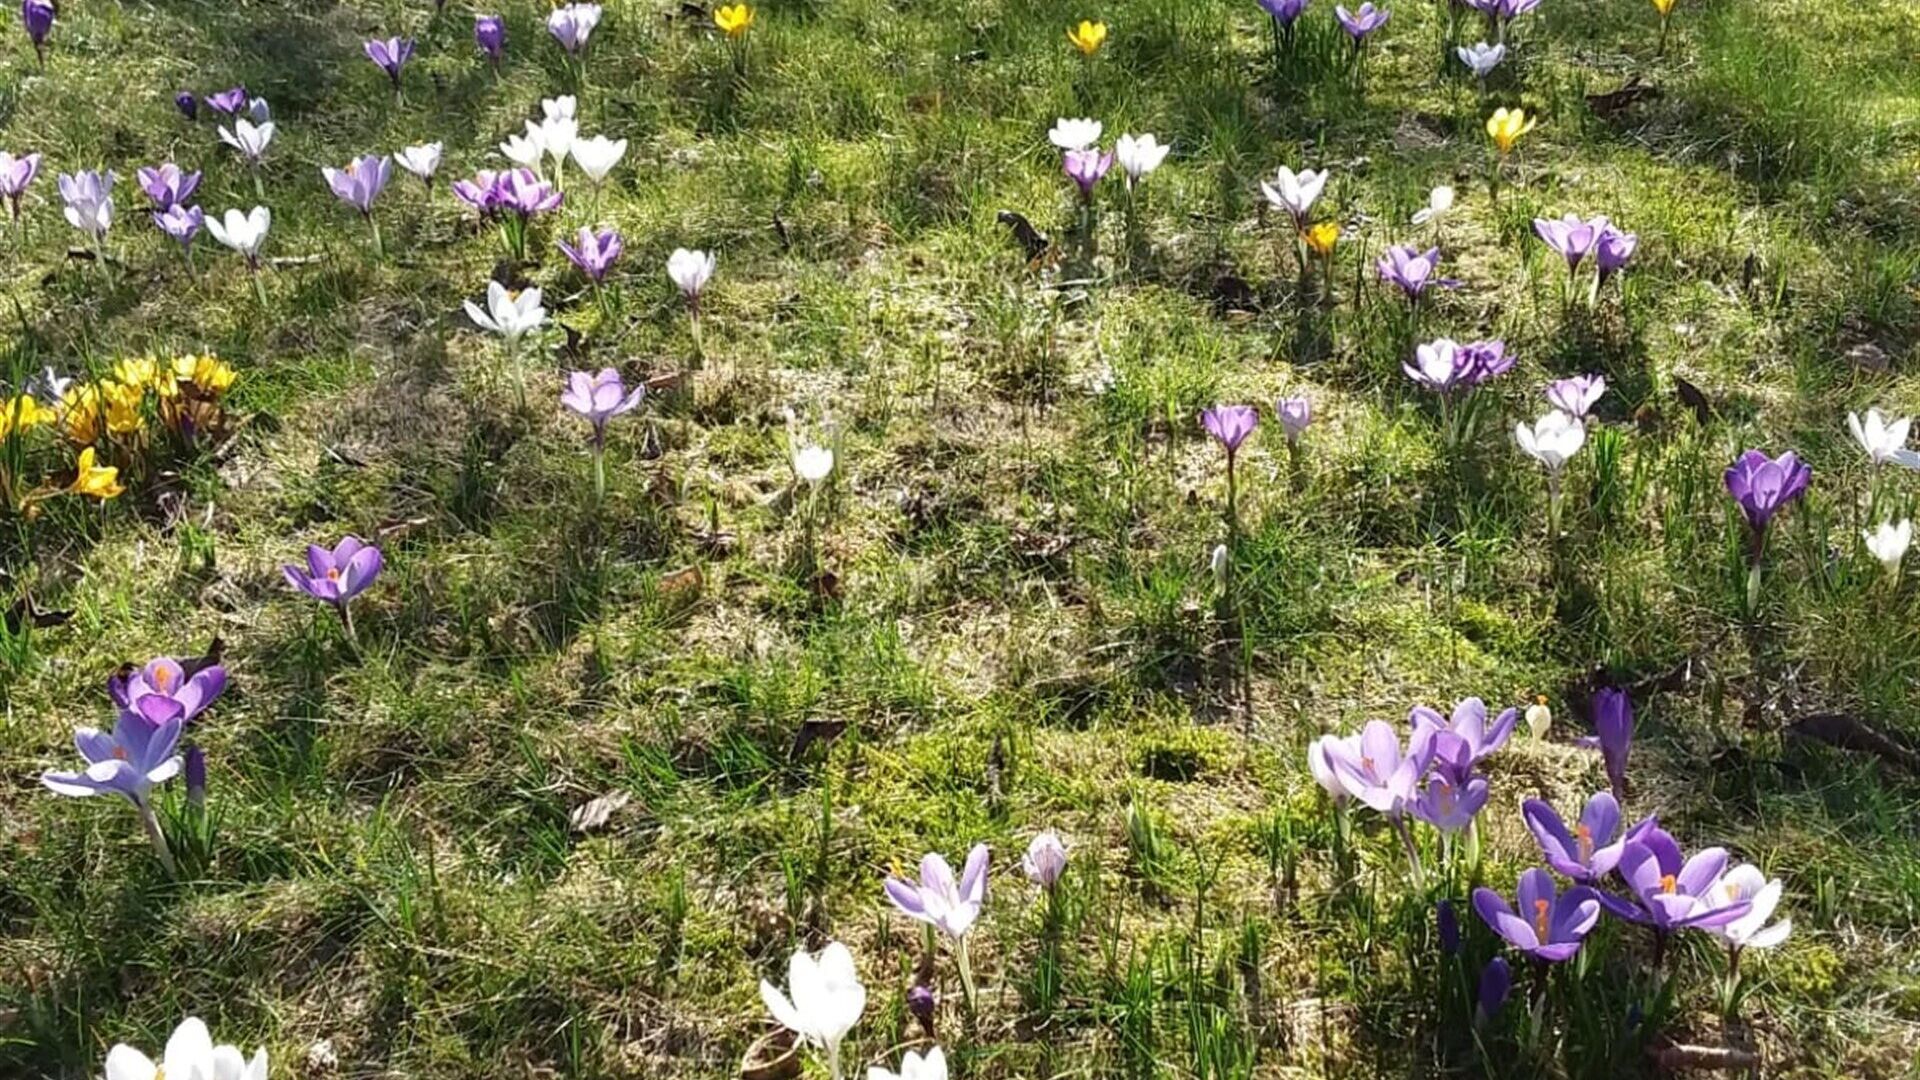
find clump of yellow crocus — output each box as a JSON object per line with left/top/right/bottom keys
{"left": 1068, "top": 20, "right": 1107, "bottom": 57}
{"left": 1486, "top": 107, "right": 1536, "bottom": 155}
{"left": 714, "top": 3, "right": 754, "bottom": 38}
{"left": 1, "top": 395, "right": 47, "bottom": 440}
{"left": 172, "top": 354, "right": 238, "bottom": 396}
{"left": 69, "top": 447, "right": 123, "bottom": 500}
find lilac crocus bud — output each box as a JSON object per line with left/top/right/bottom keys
{"left": 175, "top": 91, "right": 199, "bottom": 121}
{"left": 1475, "top": 957, "right": 1510, "bottom": 1027}
{"left": 185, "top": 745, "right": 207, "bottom": 809}
{"left": 906, "top": 982, "right": 937, "bottom": 1039}
{"left": 475, "top": 13, "right": 506, "bottom": 66}
{"left": 1021, "top": 831, "right": 1068, "bottom": 889}
{"left": 1436, "top": 898, "right": 1460, "bottom": 954}
{"left": 21, "top": 0, "right": 54, "bottom": 66}
{"left": 1276, "top": 395, "right": 1311, "bottom": 445}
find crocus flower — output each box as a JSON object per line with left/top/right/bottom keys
{"left": 498, "top": 167, "right": 562, "bottom": 218}
{"left": 1598, "top": 831, "right": 1750, "bottom": 931}
{"left": 886, "top": 844, "right": 989, "bottom": 940}
{"left": 1063, "top": 147, "right": 1112, "bottom": 200}
{"left": 58, "top": 169, "right": 114, "bottom": 239}
{"left": 154, "top": 203, "right": 203, "bottom": 252}
{"left": 1437, "top": 898, "right": 1461, "bottom": 953}
{"left": 1533, "top": 213, "right": 1606, "bottom": 273}
{"left": 104, "top": 1018, "right": 222, "bottom": 1080}
{"left": 906, "top": 983, "right": 937, "bottom": 1038}
{"left": 547, "top": 3, "right": 602, "bottom": 55}
{"left": 1514, "top": 410, "right": 1585, "bottom": 472}
{"left": 185, "top": 745, "right": 207, "bottom": 807}
{"left": 537, "top": 101, "right": 578, "bottom": 174}
{"left": 475, "top": 14, "right": 506, "bottom": 66}
{"left": 1456, "top": 41, "right": 1505, "bottom": 78}
{"left": 395, "top": 143, "right": 442, "bottom": 190}
{"left": 1022, "top": 831, "right": 1068, "bottom": 889}
{"left": 1321, "top": 719, "right": 1431, "bottom": 818}
{"left": 1525, "top": 698, "right": 1551, "bottom": 740}
{"left": 365, "top": 37, "right": 415, "bottom": 90}
{"left": 1583, "top": 687, "right": 1632, "bottom": 805}
{"left": 1475, "top": 957, "right": 1510, "bottom": 1027}
{"left": 322, "top": 154, "right": 393, "bottom": 215}
{"left": 1114, "top": 133, "right": 1170, "bottom": 190}
{"left": 794, "top": 444, "right": 834, "bottom": 485}
{"left": 561, "top": 367, "right": 644, "bottom": 446}
{"left": 1201, "top": 404, "right": 1258, "bottom": 459}
{"left": 175, "top": 90, "right": 199, "bottom": 120}
{"left": 205, "top": 86, "right": 248, "bottom": 115}
{"left": 284, "top": 536, "right": 384, "bottom": 615}
{"left": 0, "top": 150, "right": 41, "bottom": 220}
{"left": 1848, "top": 409, "right": 1920, "bottom": 467}
{"left": 1307, "top": 732, "right": 1357, "bottom": 801}
{"left": 218, "top": 118, "right": 276, "bottom": 165}
{"left": 137, "top": 164, "right": 201, "bottom": 207}
{"left": 1403, "top": 338, "right": 1475, "bottom": 393}
{"left": 668, "top": 247, "right": 716, "bottom": 300}
{"left": 1335, "top": 3, "right": 1389, "bottom": 42}
{"left": 559, "top": 226, "right": 623, "bottom": 283}
{"left": 1522, "top": 792, "right": 1643, "bottom": 883}
{"left": 1260, "top": 165, "right": 1327, "bottom": 227}
{"left": 41, "top": 710, "right": 183, "bottom": 808}
{"left": 1473, "top": 869, "right": 1602, "bottom": 962}
{"left": 870, "top": 1046, "right": 945, "bottom": 1080}
{"left": 500, "top": 126, "right": 546, "bottom": 172}
{"left": 1376, "top": 244, "right": 1454, "bottom": 302}
{"left": 247, "top": 96, "right": 272, "bottom": 124}
{"left": 1411, "top": 185, "right": 1453, "bottom": 226}
{"left": 1596, "top": 225, "right": 1637, "bottom": 281}
{"left": 205, "top": 206, "right": 270, "bottom": 268}
{"left": 1461, "top": 339, "right": 1512, "bottom": 383}
{"left": 1067, "top": 19, "right": 1106, "bottom": 55}
{"left": 69, "top": 447, "right": 124, "bottom": 499}
{"left": 1485, "top": 106, "right": 1536, "bottom": 154}
{"left": 465, "top": 280, "right": 547, "bottom": 342}
{"left": 452, "top": 170, "right": 507, "bottom": 216}
{"left": 1724, "top": 449, "right": 1811, "bottom": 540}
{"left": 1546, "top": 374, "right": 1606, "bottom": 418}
{"left": 1864, "top": 519, "right": 1912, "bottom": 573}
{"left": 20, "top": 0, "right": 52, "bottom": 65}
{"left": 571, "top": 135, "right": 627, "bottom": 186}
{"left": 1410, "top": 697, "right": 1517, "bottom": 782}
{"left": 1258, "top": 0, "right": 1311, "bottom": 29}
{"left": 714, "top": 3, "right": 754, "bottom": 38}
{"left": 1277, "top": 396, "right": 1311, "bottom": 444}
{"left": 1048, "top": 117, "right": 1102, "bottom": 151}
{"left": 760, "top": 942, "right": 866, "bottom": 1080}
{"left": 1412, "top": 775, "right": 1488, "bottom": 833}
{"left": 1707, "top": 864, "right": 1791, "bottom": 953}
{"left": 109, "top": 655, "right": 228, "bottom": 725}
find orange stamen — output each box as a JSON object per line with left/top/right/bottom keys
{"left": 1533, "top": 898, "right": 1550, "bottom": 940}
{"left": 1660, "top": 873, "right": 1677, "bottom": 895}
{"left": 1576, "top": 823, "right": 1593, "bottom": 863}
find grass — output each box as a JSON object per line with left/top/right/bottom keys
{"left": 5, "top": 0, "right": 1920, "bottom": 1075}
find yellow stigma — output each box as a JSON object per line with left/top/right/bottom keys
{"left": 1067, "top": 20, "right": 1107, "bottom": 56}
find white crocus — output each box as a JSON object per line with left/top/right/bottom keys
{"left": 538, "top": 115, "right": 578, "bottom": 173}
{"left": 218, "top": 119, "right": 276, "bottom": 163}
{"left": 395, "top": 142, "right": 443, "bottom": 187}
{"left": 869, "top": 1046, "right": 947, "bottom": 1080}
{"left": 1864, "top": 519, "right": 1912, "bottom": 573}
{"left": 1411, "top": 185, "right": 1455, "bottom": 226}
{"left": 103, "top": 1017, "right": 215, "bottom": 1080}
{"left": 1455, "top": 41, "right": 1506, "bottom": 78}
{"left": 542, "top": 95, "right": 578, "bottom": 122}
{"left": 1848, "top": 408, "right": 1920, "bottom": 468}
{"left": 570, "top": 135, "right": 627, "bottom": 186}
{"left": 794, "top": 444, "right": 834, "bottom": 485}
{"left": 1525, "top": 700, "right": 1551, "bottom": 740}
{"left": 668, "top": 248, "right": 716, "bottom": 298}
{"left": 1260, "top": 165, "right": 1328, "bottom": 225}
{"left": 1515, "top": 410, "right": 1586, "bottom": 472}
{"left": 500, "top": 124, "right": 546, "bottom": 171}
{"left": 206, "top": 206, "right": 271, "bottom": 264}
{"left": 1709, "top": 864, "right": 1792, "bottom": 952}
{"left": 761, "top": 942, "right": 866, "bottom": 1080}
{"left": 247, "top": 96, "right": 271, "bottom": 123}
{"left": 1048, "top": 117, "right": 1102, "bottom": 151}
{"left": 464, "top": 280, "right": 547, "bottom": 342}
{"left": 1114, "top": 133, "right": 1170, "bottom": 188}
{"left": 208, "top": 1042, "right": 269, "bottom": 1080}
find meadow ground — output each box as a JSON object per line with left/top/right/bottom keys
{"left": 4, "top": 0, "right": 1920, "bottom": 1076}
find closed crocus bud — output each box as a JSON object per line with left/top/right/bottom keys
{"left": 906, "top": 982, "right": 937, "bottom": 1039}
{"left": 1210, "top": 544, "right": 1228, "bottom": 589}
{"left": 1022, "top": 831, "right": 1068, "bottom": 889}
{"left": 1526, "top": 697, "right": 1551, "bottom": 740}
{"left": 175, "top": 90, "right": 199, "bottom": 121}
{"left": 185, "top": 745, "right": 207, "bottom": 808}
{"left": 1437, "top": 899, "right": 1460, "bottom": 954}
{"left": 1475, "top": 957, "right": 1511, "bottom": 1027}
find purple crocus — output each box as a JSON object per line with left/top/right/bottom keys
{"left": 283, "top": 536, "right": 384, "bottom": 638}
{"left": 137, "top": 163, "right": 201, "bottom": 207}
{"left": 205, "top": 86, "right": 249, "bottom": 116}
{"left": 0, "top": 151, "right": 40, "bottom": 221}
{"left": 1063, "top": 148, "right": 1112, "bottom": 201}
{"left": 1412, "top": 775, "right": 1489, "bottom": 833}
{"left": 1473, "top": 869, "right": 1602, "bottom": 962}
{"left": 1376, "top": 245, "right": 1455, "bottom": 303}
{"left": 498, "top": 167, "right": 562, "bottom": 218}
{"left": 885, "top": 844, "right": 990, "bottom": 940}
{"left": 561, "top": 368, "right": 645, "bottom": 444}
{"left": 1461, "top": 339, "right": 1513, "bottom": 384}
{"left": 1410, "top": 697, "right": 1516, "bottom": 784}
{"left": 1276, "top": 396, "right": 1311, "bottom": 445}
{"left": 1322, "top": 719, "right": 1432, "bottom": 818}
{"left": 1403, "top": 338, "right": 1475, "bottom": 393}
{"left": 1335, "top": 3, "right": 1389, "bottom": 43}
{"left": 323, "top": 154, "right": 393, "bottom": 215}
{"left": 1475, "top": 957, "right": 1510, "bottom": 1027}
{"left": 475, "top": 14, "right": 506, "bottom": 67}
{"left": 1201, "top": 404, "right": 1259, "bottom": 459}
{"left": 365, "top": 37, "right": 415, "bottom": 91}
{"left": 1546, "top": 374, "right": 1606, "bottom": 417}
{"left": 175, "top": 91, "right": 199, "bottom": 121}
{"left": 558, "top": 225, "right": 623, "bottom": 283}
{"left": 1496, "top": 0, "right": 1541, "bottom": 25}
{"left": 547, "top": 2, "right": 602, "bottom": 56}
{"left": 20, "top": 0, "right": 52, "bottom": 66}
{"left": 1437, "top": 898, "right": 1461, "bottom": 954}
{"left": 1522, "top": 792, "right": 1650, "bottom": 883}
{"left": 1258, "top": 0, "right": 1311, "bottom": 30}
{"left": 1724, "top": 449, "right": 1811, "bottom": 541}
{"left": 1580, "top": 686, "right": 1633, "bottom": 805}
{"left": 184, "top": 744, "right": 207, "bottom": 808}
{"left": 41, "top": 710, "right": 183, "bottom": 808}
{"left": 1596, "top": 226, "right": 1637, "bottom": 282}
{"left": 1598, "top": 831, "right": 1750, "bottom": 932}
{"left": 452, "top": 170, "right": 508, "bottom": 218}
{"left": 1534, "top": 214, "right": 1606, "bottom": 274}
{"left": 154, "top": 203, "right": 203, "bottom": 253}
{"left": 108, "top": 655, "right": 228, "bottom": 726}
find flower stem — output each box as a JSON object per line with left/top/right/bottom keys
{"left": 139, "top": 803, "right": 179, "bottom": 878}
{"left": 955, "top": 934, "right": 979, "bottom": 1016}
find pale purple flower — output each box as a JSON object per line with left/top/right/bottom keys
{"left": 322, "top": 154, "right": 393, "bottom": 215}
{"left": 365, "top": 37, "right": 415, "bottom": 90}
{"left": 0, "top": 150, "right": 41, "bottom": 221}
{"left": 547, "top": 3, "right": 602, "bottom": 55}
{"left": 283, "top": 536, "right": 384, "bottom": 608}
{"left": 1022, "top": 831, "right": 1068, "bottom": 889}
{"left": 1063, "top": 148, "right": 1112, "bottom": 199}
{"left": 108, "top": 656, "right": 228, "bottom": 726}
{"left": 1259, "top": 0, "right": 1311, "bottom": 28}
{"left": 558, "top": 225, "right": 623, "bottom": 282}
{"left": 498, "top": 167, "right": 562, "bottom": 218}
{"left": 1376, "top": 244, "right": 1456, "bottom": 302}
{"left": 1336, "top": 3, "right": 1389, "bottom": 42}
{"left": 1534, "top": 213, "right": 1607, "bottom": 273}
{"left": 1547, "top": 374, "right": 1606, "bottom": 417}
{"left": 41, "top": 710, "right": 184, "bottom": 807}
{"left": 1403, "top": 338, "right": 1475, "bottom": 393}
{"left": 1412, "top": 775, "right": 1488, "bottom": 833}
{"left": 886, "top": 844, "right": 990, "bottom": 939}
{"left": 560, "top": 367, "right": 644, "bottom": 444}
{"left": 452, "top": 170, "right": 508, "bottom": 217}
{"left": 1461, "top": 339, "right": 1513, "bottom": 384}
{"left": 1596, "top": 226, "right": 1638, "bottom": 281}
{"left": 58, "top": 169, "right": 114, "bottom": 238}
{"left": 137, "top": 164, "right": 201, "bottom": 207}
{"left": 1473, "top": 869, "right": 1602, "bottom": 962}
{"left": 1409, "top": 697, "right": 1516, "bottom": 783}
{"left": 204, "top": 87, "right": 248, "bottom": 116}
{"left": 1201, "top": 404, "right": 1259, "bottom": 457}
{"left": 1321, "top": 719, "right": 1432, "bottom": 818}
{"left": 153, "top": 204, "right": 203, "bottom": 252}
{"left": 1276, "top": 396, "right": 1311, "bottom": 444}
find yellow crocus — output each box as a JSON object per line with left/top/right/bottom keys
{"left": 1068, "top": 20, "right": 1107, "bottom": 56}
{"left": 1651, "top": 0, "right": 1676, "bottom": 14}
{"left": 101, "top": 380, "right": 145, "bottom": 435}
{"left": 714, "top": 3, "right": 754, "bottom": 37}
{"left": 61, "top": 385, "right": 103, "bottom": 444}
{"left": 1486, "top": 107, "right": 1537, "bottom": 154}
{"left": 174, "top": 354, "right": 237, "bottom": 395}
{"left": 1303, "top": 222, "right": 1340, "bottom": 257}
{"left": 0, "top": 395, "right": 47, "bottom": 439}
{"left": 70, "top": 447, "right": 124, "bottom": 500}
{"left": 113, "top": 357, "right": 159, "bottom": 390}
